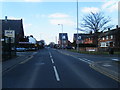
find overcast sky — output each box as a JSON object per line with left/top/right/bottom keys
{"left": 1, "top": 0, "right": 119, "bottom": 44}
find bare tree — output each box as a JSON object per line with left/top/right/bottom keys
{"left": 81, "top": 12, "right": 113, "bottom": 33}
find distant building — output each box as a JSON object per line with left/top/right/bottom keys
{"left": 58, "top": 33, "right": 68, "bottom": 48}
{"left": 1, "top": 16, "right": 24, "bottom": 42}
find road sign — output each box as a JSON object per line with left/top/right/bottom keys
{"left": 76, "top": 40, "right": 80, "bottom": 44}
{"left": 5, "top": 30, "right": 15, "bottom": 38}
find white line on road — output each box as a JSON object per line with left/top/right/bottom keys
{"left": 78, "top": 58, "right": 94, "bottom": 64}
{"left": 53, "top": 66, "right": 60, "bottom": 81}
{"left": 19, "top": 56, "right": 33, "bottom": 64}
{"left": 49, "top": 52, "right": 52, "bottom": 58}
{"left": 51, "top": 58, "right": 54, "bottom": 64}
{"left": 112, "top": 58, "right": 119, "bottom": 61}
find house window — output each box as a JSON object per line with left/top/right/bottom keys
{"left": 78, "top": 36, "right": 81, "bottom": 39}
{"left": 110, "top": 35, "right": 113, "bottom": 39}
{"left": 63, "top": 41, "right": 66, "bottom": 44}
{"left": 100, "top": 42, "right": 107, "bottom": 47}
{"left": 106, "top": 42, "right": 109, "bottom": 47}
{"left": 106, "top": 36, "right": 109, "bottom": 40}
{"left": 62, "top": 36, "right": 66, "bottom": 39}
{"left": 102, "top": 37, "right": 105, "bottom": 40}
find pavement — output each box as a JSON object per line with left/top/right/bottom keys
{"left": 1, "top": 50, "right": 120, "bottom": 83}
{"left": 2, "top": 51, "right": 37, "bottom": 74}
{"left": 90, "top": 60, "right": 120, "bottom": 83}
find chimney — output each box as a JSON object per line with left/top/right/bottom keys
{"left": 116, "top": 25, "right": 118, "bottom": 29}
{"left": 5, "top": 16, "right": 7, "bottom": 21}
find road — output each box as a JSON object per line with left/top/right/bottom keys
{"left": 2, "top": 48, "right": 120, "bottom": 88}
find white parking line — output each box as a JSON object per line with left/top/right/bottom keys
{"left": 53, "top": 66, "right": 60, "bottom": 81}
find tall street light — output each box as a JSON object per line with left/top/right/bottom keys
{"left": 58, "top": 24, "right": 63, "bottom": 49}
{"left": 76, "top": 0, "right": 79, "bottom": 52}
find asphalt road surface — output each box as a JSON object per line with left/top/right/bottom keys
{"left": 2, "top": 48, "right": 120, "bottom": 88}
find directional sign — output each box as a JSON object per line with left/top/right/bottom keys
{"left": 5, "top": 30, "right": 15, "bottom": 38}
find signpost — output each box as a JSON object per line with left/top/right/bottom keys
{"left": 4, "top": 30, "right": 15, "bottom": 59}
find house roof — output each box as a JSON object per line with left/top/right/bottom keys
{"left": 59, "top": 33, "right": 68, "bottom": 40}
{"left": 1, "top": 19, "right": 24, "bottom": 37}
{"left": 99, "top": 27, "right": 120, "bottom": 37}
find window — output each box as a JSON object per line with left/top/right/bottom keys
{"left": 62, "top": 36, "right": 66, "bottom": 39}
{"left": 78, "top": 36, "right": 81, "bottom": 39}
{"left": 106, "top": 36, "right": 108, "bottom": 40}
{"left": 110, "top": 35, "right": 113, "bottom": 39}
{"left": 102, "top": 37, "right": 105, "bottom": 40}
{"left": 100, "top": 42, "right": 107, "bottom": 47}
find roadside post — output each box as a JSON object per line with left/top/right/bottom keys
{"left": 5, "top": 30, "right": 15, "bottom": 59}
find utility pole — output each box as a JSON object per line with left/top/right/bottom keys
{"left": 77, "top": 0, "right": 79, "bottom": 52}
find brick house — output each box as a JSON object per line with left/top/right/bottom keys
{"left": 73, "top": 33, "right": 87, "bottom": 44}
{"left": 98, "top": 25, "right": 120, "bottom": 51}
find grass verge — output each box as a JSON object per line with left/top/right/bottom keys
{"left": 68, "top": 49, "right": 120, "bottom": 55}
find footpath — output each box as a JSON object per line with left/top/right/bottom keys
{"left": 2, "top": 52, "right": 37, "bottom": 74}
{"left": 90, "top": 60, "right": 120, "bottom": 83}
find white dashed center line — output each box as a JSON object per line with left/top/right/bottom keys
{"left": 49, "top": 51, "right": 60, "bottom": 82}
{"left": 53, "top": 66, "right": 60, "bottom": 81}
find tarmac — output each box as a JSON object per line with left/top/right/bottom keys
{"left": 2, "top": 52, "right": 36, "bottom": 74}
{"left": 1, "top": 51, "right": 120, "bottom": 83}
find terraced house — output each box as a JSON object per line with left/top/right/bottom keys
{"left": 98, "top": 25, "right": 120, "bottom": 51}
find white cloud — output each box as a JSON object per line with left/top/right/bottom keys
{"left": 48, "top": 13, "right": 70, "bottom": 18}
{"left": 49, "top": 19, "right": 75, "bottom": 26}
{"left": 81, "top": 7, "right": 100, "bottom": 13}
{"left": 102, "top": 0, "right": 118, "bottom": 12}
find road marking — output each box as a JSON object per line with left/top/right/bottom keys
{"left": 19, "top": 56, "right": 33, "bottom": 64}
{"left": 112, "top": 58, "right": 119, "bottom": 61}
{"left": 49, "top": 52, "right": 52, "bottom": 58}
{"left": 32, "top": 52, "right": 38, "bottom": 55}
{"left": 78, "top": 58, "right": 94, "bottom": 64}
{"left": 58, "top": 50, "right": 94, "bottom": 64}
{"left": 53, "top": 66, "right": 60, "bottom": 81}
{"left": 51, "top": 58, "right": 54, "bottom": 64}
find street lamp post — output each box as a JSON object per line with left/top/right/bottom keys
{"left": 76, "top": 0, "right": 79, "bottom": 52}
{"left": 58, "top": 24, "right": 63, "bottom": 49}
